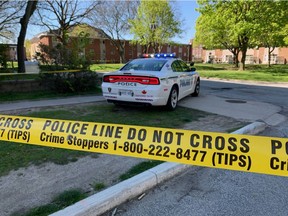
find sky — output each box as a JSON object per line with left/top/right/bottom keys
{"left": 25, "top": 0, "right": 200, "bottom": 45}
{"left": 173, "top": 0, "right": 200, "bottom": 44}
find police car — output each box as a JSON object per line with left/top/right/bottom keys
{"left": 101, "top": 53, "right": 200, "bottom": 110}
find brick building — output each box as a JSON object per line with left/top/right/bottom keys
{"left": 191, "top": 39, "right": 288, "bottom": 65}
{"left": 0, "top": 44, "right": 18, "bottom": 61}
{"left": 30, "top": 25, "right": 192, "bottom": 64}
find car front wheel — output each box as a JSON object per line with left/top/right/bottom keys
{"left": 192, "top": 78, "right": 200, "bottom": 97}
{"left": 166, "top": 86, "right": 178, "bottom": 111}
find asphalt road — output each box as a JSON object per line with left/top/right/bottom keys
{"left": 103, "top": 80, "right": 288, "bottom": 216}
{"left": 201, "top": 79, "right": 288, "bottom": 108}
{"left": 201, "top": 79, "right": 288, "bottom": 138}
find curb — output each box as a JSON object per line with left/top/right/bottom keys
{"left": 231, "top": 121, "right": 267, "bottom": 135}
{"left": 50, "top": 121, "right": 267, "bottom": 216}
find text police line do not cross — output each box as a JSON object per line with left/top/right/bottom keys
{"left": 0, "top": 114, "right": 288, "bottom": 177}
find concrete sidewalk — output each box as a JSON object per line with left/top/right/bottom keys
{"left": 0, "top": 95, "right": 105, "bottom": 112}
{"left": 179, "top": 94, "right": 286, "bottom": 126}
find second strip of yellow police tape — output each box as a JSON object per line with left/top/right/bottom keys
{"left": 0, "top": 114, "right": 287, "bottom": 177}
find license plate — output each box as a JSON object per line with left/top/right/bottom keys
{"left": 119, "top": 90, "right": 134, "bottom": 96}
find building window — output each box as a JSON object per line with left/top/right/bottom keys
{"left": 245, "top": 55, "right": 255, "bottom": 64}
{"left": 270, "top": 54, "right": 277, "bottom": 64}
{"left": 52, "top": 37, "right": 57, "bottom": 46}
{"left": 225, "top": 55, "right": 233, "bottom": 63}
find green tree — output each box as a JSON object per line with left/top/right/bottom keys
{"left": 255, "top": 1, "right": 288, "bottom": 67}
{"left": 130, "top": 0, "right": 182, "bottom": 53}
{"left": 195, "top": 0, "right": 288, "bottom": 70}
{"left": 195, "top": 4, "right": 240, "bottom": 67}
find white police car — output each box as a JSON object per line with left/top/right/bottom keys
{"left": 101, "top": 53, "right": 200, "bottom": 110}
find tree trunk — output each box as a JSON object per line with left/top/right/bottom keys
{"left": 119, "top": 44, "right": 125, "bottom": 64}
{"left": 268, "top": 47, "right": 275, "bottom": 67}
{"left": 239, "top": 36, "right": 249, "bottom": 71}
{"left": 231, "top": 48, "right": 240, "bottom": 68}
{"left": 17, "top": 0, "right": 38, "bottom": 73}
{"left": 268, "top": 50, "right": 271, "bottom": 67}
{"left": 239, "top": 52, "right": 246, "bottom": 71}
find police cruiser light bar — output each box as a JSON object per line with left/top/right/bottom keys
{"left": 140, "top": 53, "right": 177, "bottom": 58}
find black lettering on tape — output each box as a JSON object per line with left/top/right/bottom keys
{"left": 176, "top": 132, "right": 184, "bottom": 145}
{"left": 215, "top": 136, "right": 225, "bottom": 150}
{"left": 238, "top": 155, "right": 246, "bottom": 167}
{"left": 271, "top": 139, "right": 288, "bottom": 155}
{"left": 67, "top": 135, "right": 108, "bottom": 150}
{"left": 270, "top": 157, "right": 288, "bottom": 171}
{"left": 43, "top": 120, "right": 52, "bottom": 130}
{"left": 0, "top": 117, "right": 33, "bottom": 130}
{"left": 190, "top": 134, "right": 200, "bottom": 147}
{"left": 240, "top": 138, "right": 250, "bottom": 153}
{"left": 4, "top": 118, "right": 12, "bottom": 127}
{"left": 164, "top": 131, "right": 173, "bottom": 144}
{"left": 11, "top": 118, "right": 20, "bottom": 128}
{"left": 203, "top": 135, "right": 212, "bottom": 149}
{"left": 152, "top": 130, "right": 183, "bottom": 145}
{"left": 42, "top": 120, "right": 88, "bottom": 135}
{"left": 228, "top": 137, "right": 237, "bottom": 152}
{"left": 0, "top": 117, "right": 4, "bottom": 126}
{"left": 92, "top": 125, "right": 123, "bottom": 138}
{"left": 152, "top": 130, "right": 162, "bottom": 143}
{"left": 128, "top": 128, "right": 146, "bottom": 141}
{"left": 40, "top": 132, "right": 65, "bottom": 144}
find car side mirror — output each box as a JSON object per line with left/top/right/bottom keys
{"left": 190, "top": 67, "right": 196, "bottom": 72}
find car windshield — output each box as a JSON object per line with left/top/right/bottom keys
{"left": 120, "top": 59, "right": 168, "bottom": 72}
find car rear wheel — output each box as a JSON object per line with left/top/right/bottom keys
{"left": 192, "top": 78, "right": 200, "bottom": 97}
{"left": 166, "top": 86, "right": 178, "bottom": 111}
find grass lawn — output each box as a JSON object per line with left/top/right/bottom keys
{"left": 89, "top": 63, "right": 288, "bottom": 82}
{"left": 0, "top": 103, "right": 208, "bottom": 177}
{"left": 196, "top": 64, "right": 288, "bottom": 82}
{"left": 90, "top": 63, "right": 124, "bottom": 72}
{"left": 0, "top": 89, "right": 102, "bottom": 103}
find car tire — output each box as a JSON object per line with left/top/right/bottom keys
{"left": 166, "top": 86, "right": 178, "bottom": 111}
{"left": 192, "top": 78, "right": 200, "bottom": 97}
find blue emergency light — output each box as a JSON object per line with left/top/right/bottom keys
{"left": 154, "top": 53, "right": 176, "bottom": 58}
{"left": 140, "top": 53, "right": 177, "bottom": 58}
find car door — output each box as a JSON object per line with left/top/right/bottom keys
{"left": 178, "top": 60, "right": 195, "bottom": 96}
{"left": 172, "top": 60, "right": 192, "bottom": 99}
{"left": 171, "top": 60, "right": 191, "bottom": 99}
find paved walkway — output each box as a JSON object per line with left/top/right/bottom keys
{"left": 0, "top": 95, "right": 105, "bottom": 112}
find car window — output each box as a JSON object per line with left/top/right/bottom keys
{"left": 178, "top": 60, "right": 190, "bottom": 72}
{"left": 120, "top": 59, "right": 167, "bottom": 71}
{"left": 171, "top": 60, "right": 183, "bottom": 72}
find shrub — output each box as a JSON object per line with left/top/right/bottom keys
{"left": 39, "top": 71, "right": 99, "bottom": 93}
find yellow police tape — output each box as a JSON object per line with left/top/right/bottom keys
{"left": 0, "top": 114, "right": 287, "bottom": 177}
